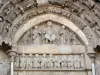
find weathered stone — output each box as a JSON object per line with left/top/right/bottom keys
{"left": 1, "top": 0, "right": 100, "bottom": 75}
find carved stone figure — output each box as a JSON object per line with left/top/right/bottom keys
{"left": 74, "top": 55, "right": 80, "bottom": 69}
{"left": 22, "top": 31, "right": 31, "bottom": 44}
{"left": 79, "top": 54, "right": 84, "bottom": 69}
{"left": 82, "top": 11, "right": 93, "bottom": 24}
{"left": 83, "top": 26, "right": 93, "bottom": 45}
{"left": 60, "top": 25, "right": 68, "bottom": 44}
{"left": 71, "top": 33, "right": 81, "bottom": 45}
{"left": 15, "top": 54, "right": 85, "bottom": 70}
{"left": 18, "top": 0, "right": 37, "bottom": 13}
{"left": 33, "top": 54, "right": 40, "bottom": 68}
{"left": 67, "top": 56, "right": 74, "bottom": 69}
{"left": 2, "top": 22, "right": 11, "bottom": 37}
{"left": 3, "top": 3, "right": 14, "bottom": 16}
{"left": 41, "top": 54, "right": 47, "bottom": 68}
{"left": 44, "top": 21, "right": 56, "bottom": 44}
{"left": 61, "top": 55, "right": 68, "bottom": 68}
{"left": 20, "top": 54, "right": 26, "bottom": 69}
{"left": 80, "top": 0, "right": 95, "bottom": 9}
{"left": 10, "top": 26, "right": 18, "bottom": 37}
{"left": 93, "top": 6, "right": 100, "bottom": 19}
{"left": 26, "top": 54, "right": 33, "bottom": 69}
{"left": 32, "top": 26, "right": 41, "bottom": 45}
{"left": 93, "top": 25, "right": 100, "bottom": 37}
{"left": 47, "top": 54, "right": 54, "bottom": 68}
{"left": 54, "top": 56, "right": 61, "bottom": 68}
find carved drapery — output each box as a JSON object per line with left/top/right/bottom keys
{"left": 18, "top": 21, "right": 82, "bottom": 45}
{"left": 14, "top": 54, "right": 85, "bottom": 70}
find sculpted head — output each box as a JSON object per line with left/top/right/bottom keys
{"left": 47, "top": 21, "right": 52, "bottom": 27}
{"left": 22, "top": 54, "right": 25, "bottom": 56}
{"left": 43, "top": 54, "right": 46, "bottom": 57}
{"left": 62, "top": 25, "right": 66, "bottom": 29}
{"left": 35, "top": 54, "right": 39, "bottom": 57}
{"left": 49, "top": 54, "right": 53, "bottom": 57}
{"left": 29, "top": 54, "right": 32, "bottom": 57}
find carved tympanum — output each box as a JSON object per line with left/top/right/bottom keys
{"left": 18, "top": 21, "right": 82, "bottom": 45}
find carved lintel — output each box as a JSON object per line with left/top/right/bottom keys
{"left": 15, "top": 54, "right": 85, "bottom": 70}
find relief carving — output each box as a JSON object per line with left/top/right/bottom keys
{"left": 44, "top": 21, "right": 56, "bottom": 44}
{"left": 18, "top": 0, "right": 37, "bottom": 13}
{"left": 20, "top": 54, "right": 27, "bottom": 69}
{"left": 60, "top": 25, "right": 68, "bottom": 44}
{"left": 48, "top": 0, "right": 66, "bottom": 7}
{"left": 41, "top": 54, "right": 47, "bottom": 68}
{"left": 93, "top": 5, "right": 100, "bottom": 19}
{"left": 92, "top": 25, "right": 100, "bottom": 38}
{"left": 18, "top": 21, "right": 83, "bottom": 45}
{"left": 54, "top": 56, "right": 61, "bottom": 68}
{"left": 22, "top": 31, "right": 31, "bottom": 44}
{"left": 3, "top": 2, "right": 14, "bottom": 16}
{"left": 46, "top": 54, "right": 53, "bottom": 68}
{"left": 80, "top": 0, "right": 95, "bottom": 10}
{"left": 26, "top": 54, "right": 33, "bottom": 69}
{"left": 82, "top": 26, "right": 94, "bottom": 45}
{"left": 15, "top": 54, "right": 85, "bottom": 70}
{"left": 32, "top": 26, "right": 41, "bottom": 45}
{"left": 33, "top": 54, "right": 41, "bottom": 68}
{"left": 2, "top": 22, "right": 12, "bottom": 37}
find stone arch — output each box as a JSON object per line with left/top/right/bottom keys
{"left": 13, "top": 14, "right": 89, "bottom": 45}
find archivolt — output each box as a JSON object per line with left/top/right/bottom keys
{"left": 13, "top": 14, "right": 89, "bottom": 45}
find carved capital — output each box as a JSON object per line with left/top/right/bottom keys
{"left": 88, "top": 53, "right": 96, "bottom": 63}
{"left": 7, "top": 44, "right": 17, "bottom": 57}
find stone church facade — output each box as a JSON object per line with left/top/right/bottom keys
{"left": 0, "top": 0, "right": 100, "bottom": 75}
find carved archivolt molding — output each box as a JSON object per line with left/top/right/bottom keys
{"left": 0, "top": 1, "right": 100, "bottom": 46}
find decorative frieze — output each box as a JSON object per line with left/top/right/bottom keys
{"left": 15, "top": 54, "right": 85, "bottom": 70}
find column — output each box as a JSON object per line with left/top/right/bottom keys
{"left": 88, "top": 53, "right": 96, "bottom": 75}
{"left": 7, "top": 45, "right": 17, "bottom": 75}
